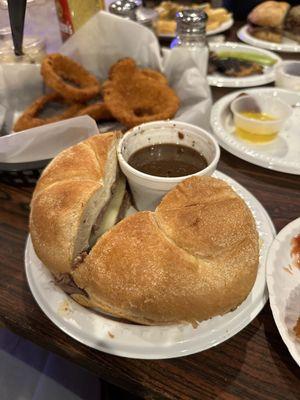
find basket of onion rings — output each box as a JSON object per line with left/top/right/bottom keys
{"left": 0, "top": 53, "right": 180, "bottom": 186}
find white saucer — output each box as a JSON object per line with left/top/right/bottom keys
{"left": 237, "top": 25, "right": 300, "bottom": 53}
{"left": 266, "top": 218, "right": 300, "bottom": 366}
{"left": 25, "top": 171, "right": 275, "bottom": 359}
{"left": 210, "top": 88, "right": 300, "bottom": 175}
{"left": 208, "top": 42, "right": 281, "bottom": 88}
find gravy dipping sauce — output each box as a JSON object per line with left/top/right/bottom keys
{"left": 128, "top": 143, "right": 208, "bottom": 177}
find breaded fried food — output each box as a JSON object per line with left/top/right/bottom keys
{"left": 14, "top": 92, "right": 83, "bottom": 132}
{"left": 76, "top": 102, "right": 114, "bottom": 121}
{"left": 103, "top": 58, "right": 179, "bottom": 128}
{"left": 41, "top": 53, "right": 101, "bottom": 102}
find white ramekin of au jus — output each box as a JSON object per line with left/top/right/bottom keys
{"left": 117, "top": 120, "right": 220, "bottom": 211}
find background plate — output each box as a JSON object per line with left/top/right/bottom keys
{"left": 25, "top": 171, "right": 275, "bottom": 359}
{"left": 210, "top": 88, "right": 300, "bottom": 175}
{"left": 237, "top": 25, "right": 300, "bottom": 53}
{"left": 158, "top": 17, "right": 233, "bottom": 40}
{"left": 208, "top": 42, "right": 281, "bottom": 88}
{"left": 266, "top": 218, "right": 300, "bottom": 366}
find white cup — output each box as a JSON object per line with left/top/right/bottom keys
{"left": 275, "top": 61, "right": 300, "bottom": 92}
{"left": 117, "top": 120, "right": 220, "bottom": 211}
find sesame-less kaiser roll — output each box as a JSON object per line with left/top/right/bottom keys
{"left": 30, "top": 131, "right": 129, "bottom": 277}
{"left": 72, "top": 176, "right": 259, "bottom": 326}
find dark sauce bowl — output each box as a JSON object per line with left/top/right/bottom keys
{"left": 117, "top": 120, "right": 220, "bottom": 211}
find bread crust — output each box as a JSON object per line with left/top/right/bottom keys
{"left": 30, "top": 132, "right": 120, "bottom": 276}
{"left": 248, "top": 1, "right": 290, "bottom": 28}
{"left": 73, "top": 176, "right": 259, "bottom": 325}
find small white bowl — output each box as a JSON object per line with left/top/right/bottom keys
{"left": 275, "top": 61, "right": 300, "bottom": 92}
{"left": 117, "top": 120, "right": 220, "bottom": 211}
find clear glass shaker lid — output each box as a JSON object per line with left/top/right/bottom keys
{"left": 176, "top": 9, "right": 208, "bottom": 35}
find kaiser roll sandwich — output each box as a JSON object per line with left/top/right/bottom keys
{"left": 30, "top": 131, "right": 130, "bottom": 278}
{"left": 248, "top": 1, "right": 290, "bottom": 43}
{"left": 30, "top": 135, "right": 259, "bottom": 326}
{"left": 284, "top": 5, "right": 300, "bottom": 43}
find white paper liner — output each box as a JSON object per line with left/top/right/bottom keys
{"left": 0, "top": 11, "right": 211, "bottom": 164}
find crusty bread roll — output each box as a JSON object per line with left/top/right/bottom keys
{"left": 72, "top": 176, "right": 259, "bottom": 325}
{"left": 30, "top": 132, "right": 121, "bottom": 276}
{"left": 248, "top": 1, "right": 290, "bottom": 28}
{"left": 30, "top": 135, "right": 259, "bottom": 325}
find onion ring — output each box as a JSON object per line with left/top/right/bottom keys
{"left": 76, "top": 102, "right": 114, "bottom": 121}
{"left": 103, "top": 58, "right": 179, "bottom": 128}
{"left": 41, "top": 53, "right": 101, "bottom": 102}
{"left": 14, "top": 92, "right": 83, "bottom": 132}
{"left": 140, "top": 68, "right": 168, "bottom": 85}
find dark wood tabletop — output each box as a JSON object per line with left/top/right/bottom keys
{"left": 0, "top": 23, "right": 300, "bottom": 400}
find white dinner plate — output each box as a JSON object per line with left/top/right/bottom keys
{"left": 266, "top": 218, "right": 300, "bottom": 366}
{"left": 237, "top": 25, "right": 300, "bottom": 53}
{"left": 208, "top": 42, "right": 281, "bottom": 88}
{"left": 158, "top": 17, "right": 233, "bottom": 39}
{"left": 210, "top": 88, "right": 300, "bottom": 175}
{"left": 25, "top": 171, "right": 275, "bottom": 359}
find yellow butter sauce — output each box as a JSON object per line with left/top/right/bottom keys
{"left": 235, "top": 112, "right": 278, "bottom": 143}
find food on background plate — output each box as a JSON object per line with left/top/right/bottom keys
{"left": 291, "top": 234, "right": 300, "bottom": 269}
{"left": 13, "top": 93, "right": 83, "bottom": 132}
{"left": 103, "top": 58, "right": 179, "bottom": 128}
{"left": 284, "top": 6, "right": 300, "bottom": 43}
{"left": 208, "top": 52, "right": 264, "bottom": 78}
{"left": 30, "top": 133, "right": 259, "bottom": 325}
{"left": 248, "top": 1, "right": 300, "bottom": 44}
{"left": 294, "top": 317, "right": 300, "bottom": 338}
{"left": 14, "top": 55, "right": 179, "bottom": 132}
{"left": 154, "top": 1, "right": 231, "bottom": 36}
{"left": 128, "top": 143, "right": 208, "bottom": 177}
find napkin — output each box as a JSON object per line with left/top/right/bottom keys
{"left": 0, "top": 11, "right": 212, "bottom": 164}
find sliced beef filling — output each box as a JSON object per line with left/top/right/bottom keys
{"left": 55, "top": 273, "right": 88, "bottom": 297}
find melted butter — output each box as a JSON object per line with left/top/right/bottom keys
{"left": 235, "top": 112, "right": 278, "bottom": 143}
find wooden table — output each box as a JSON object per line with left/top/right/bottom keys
{"left": 0, "top": 23, "right": 300, "bottom": 400}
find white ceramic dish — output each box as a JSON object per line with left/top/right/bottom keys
{"left": 158, "top": 17, "right": 233, "bottom": 39}
{"left": 237, "top": 25, "right": 300, "bottom": 53}
{"left": 208, "top": 42, "right": 281, "bottom": 88}
{"left": 266, "top": 217, "right": 300, "bottom": 366}
{"left": 210, "top": 88, "right": 300, "bottom": 175}
{"left": 25, "top": 170, "right": 275, "bottom": 360}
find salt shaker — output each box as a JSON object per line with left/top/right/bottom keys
{"left": 171, "top": 9, "right": 209, "bottom": 75}
{"left": 109, "top": 0, "right": 158, "bottom": 29}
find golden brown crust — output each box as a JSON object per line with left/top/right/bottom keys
{"left": 248, "top": 1, "right": 290, "bottom": 28}
{"left": 41, "top": 53, "right": 101, "bottom": 102}
{"left": 30, "top": 132, "right": 120, "bottom": 276}
{"left": 248, "top": 26, "right": 283, "bottom": 43}
{"left": 13, "top": 92, "right": 82, "bottom": 132}
{"left": 30, "top": 180, "right": 101, "bottom": 276}
{"left": 76, "top": 102, "right": 114, "bottom": 121}
{"left": 73, "top": 176, "right": 259, "bottom": 325}
{"left": 103, "top": 58, "right": 179, "bottom": 128}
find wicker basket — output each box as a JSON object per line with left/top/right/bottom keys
{"left": 0, "top": 159, "right": 50, "bottom": 186}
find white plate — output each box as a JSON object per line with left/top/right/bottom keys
{"left": 158, "top": 17, "right": 233, "bottom": 39}
{"left": 237, "top": 25, "right": 300, "bottom": 53}
{"left": 266, "top": 218, "right": 300, "bottom": 366}
{"left": 25, "top": 171, "right": 275, "bottom": 359}
{"left": 208, "top": 42, "right": 281, "bottom": 88}
{"left": 210, "top": 88, "right": 300, "bottom": 175}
